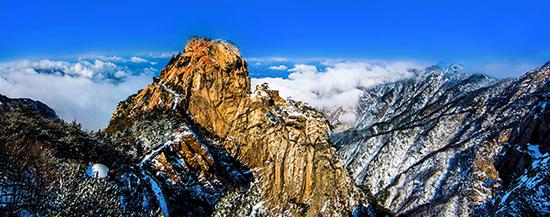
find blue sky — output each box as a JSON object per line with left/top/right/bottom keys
{"left": 1, "top": 0, "right": 549, "bottom": 129}
{"left": 0, "top": 0, "right": 549, "bottom": 75}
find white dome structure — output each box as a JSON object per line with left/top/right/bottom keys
{"left": 85, "top": 163, "right": 109, "bottom": 179}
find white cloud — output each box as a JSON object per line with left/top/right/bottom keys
{"left": 114, "top": 70, "right": 126, "bottom": 78}
{"left": 288, "top": 64, "right": 318, "bottom": 74}
{"left": 252, "top": 60, "right": 425, "bottom": 126}
{"left": 148, "top": 51, "right": 179, "bottom": 59}
{"left": 6, "top": 59, "right": 129, "bottom": 80}
{"left": 268, "top": 65, "right": 288, "bottom": 70}
{"left": 0, "top": 59, "right": 154, "bottom": 130}
{"left": 130, "top": 56, "right": 148, "bottom": 63}
{"left": 270, "top": 57, "right": 288, "bottom": 62}
{"left": 92, "top": 55, "right": 126, "bottom": 62}
{"left": 247, "top": 57, "right": 288, "bottom": 63}
{"left": 81, "top": 53, "right": 176, "bottom": 62}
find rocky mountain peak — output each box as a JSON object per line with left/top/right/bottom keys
{"left": 105, "top": 37, "right": 362, "bottom": 216}
{"left": 160, "top": 37, "right": 250, "bottom": 96}
{"left": 114, "top": 38, "right": 251, "bottom": 138}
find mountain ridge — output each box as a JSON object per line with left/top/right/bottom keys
{"left": 333, "top": 60, "right": 549, "bottom": 216}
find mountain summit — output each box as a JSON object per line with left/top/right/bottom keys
{"left": 105, "top": 37, "right": 362, "bottom": 216}
{"left": 107, "top": 38, "right": 251, "bottom": 137}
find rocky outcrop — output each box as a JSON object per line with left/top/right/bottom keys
{"left": 106, "top": 38, "right": 361, "bottom": 216}
{"left": 333, "top": 63, "right": 549, "bottom": 216}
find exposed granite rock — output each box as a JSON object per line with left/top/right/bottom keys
{"left": 106, "top": 37, "right": 361, "bottom": 216}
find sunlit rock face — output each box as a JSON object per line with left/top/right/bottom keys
{"left": 105, "top": 37, "right": 362, "bottom": 216}
{"left": 333, "top": 63, "right": 549, "bottom": 216}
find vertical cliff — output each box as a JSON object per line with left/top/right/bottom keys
{"left": 106, "top": 37, "right": 362, "bottom": 216}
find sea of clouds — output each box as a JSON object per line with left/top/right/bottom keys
{"left": 251, "top": 60, "right": 425, "bottom": 124}
{"left": 2, "top": 54, "right": 532, "bottom": 131}
{"left": 0, "top": 55, "right": 172, "bottom": 130}
{"left": 0, "top": 55, "right": 427, "bottom": 130}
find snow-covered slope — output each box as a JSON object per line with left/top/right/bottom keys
{"left": 333, "top": 62, "right": 549, "bottom": 216}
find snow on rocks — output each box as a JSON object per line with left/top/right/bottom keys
{"left": 333, "top": 64, "right": 548, "bottom": 215}
{"left": 85, "top": 164, "right": 109, "bottom": 179}
{"left": 137, "top": 127, "right": 192, "bottom": 168}
{"left": 527, "top": 144, "right": 544, "bottom": 160}
{"left": 141, "top": 171, "right": 170, "bottom": 217}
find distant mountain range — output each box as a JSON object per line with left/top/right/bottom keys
{"left": 333, "top": 61, "right": 549, "bottom": 216}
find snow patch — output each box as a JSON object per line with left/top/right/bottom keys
{"left": 142, "top": 171, "right": 170, "bottom": 217}
{"left": 527, "top": 144, "right": 544, "bottom": 159}
{"left": 138, "top": 129, "right": 192, "bottom": 168}
{"left": 250, "top": 201, "right": 265, "bottom": 216}
{"left": 85, "top": 163, "right": 109, "bottom": 179}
